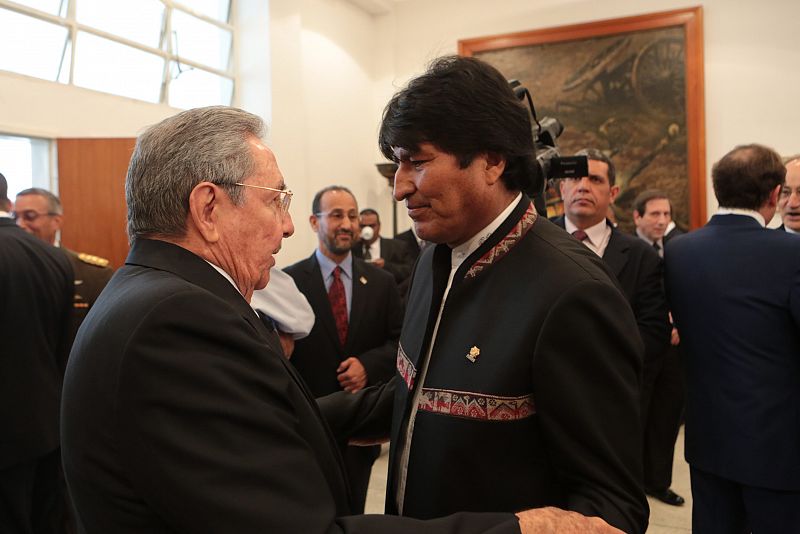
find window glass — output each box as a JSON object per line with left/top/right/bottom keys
{"left": 0, "top": 9, "right": 68, "bottom": 81}
{"left": 0, "top": 135, "right": 52, "bottom": 198}
{"left": 73, "top": 32, "right": 164, "bottom": 103}
{"left": 169, "top": 62, "right": 233, "bottom": 108}
{"left": 9, "top": 0, "right": 63, "bottom": 15}
{"left": 171, "top": 9, "right": 232, "bottom": 71}
{"left": 177, "top": 0, "right": 231, "bottom": 23}
{"left": 76, "top": 0, "right": 165, "bottom": 48}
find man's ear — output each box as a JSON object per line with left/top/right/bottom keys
{"left": 767, "top": 184, "right": 782, "bottom": 208}
{"left": 483, "top": 152, "right": 507, "bottom": 185}
{"left": 610, "top": 184, "right": 621, "bottom": 202}
{"left": 188, "top": 182, "right": 222, "bottom": 243}
{"left": 309, "top": 214, "right": 320, "bottom": 233}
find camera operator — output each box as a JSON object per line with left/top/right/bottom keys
{"left": 378, "top": 55, "right": 647, "bottom": 533}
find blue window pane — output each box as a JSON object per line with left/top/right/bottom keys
{"left": 0, "top": 9, "right": 68, "bottom": 81}
{"left": 169, "top": 62, "right": 232, "bottom": 108}
{"left": 76, "top": 0, "right": 165, "bottom": 49}
{"left": 171, "top": 9, "right": 232, "bottom": 71}
{"left": 177, "top": 0, "right": 231, "bottom": 23}
{"left": 74, "top": 32, "right": 164, "bottom": 103}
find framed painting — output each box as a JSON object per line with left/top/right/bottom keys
{"left": 459, "top": 7, "right": 706, "bottom": 231}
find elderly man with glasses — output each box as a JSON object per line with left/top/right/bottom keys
{"left": 14, "top": 188, "right": 113, "bottom": 339}
{"left": 61, "top": 106, "right": 548, "bottom": 534}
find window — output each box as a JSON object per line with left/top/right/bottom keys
{"left": 0, "top": 0, "right": 236, "bottom": 107}
{"left": 0, "top": 134, "right": 53, "bottom": 199}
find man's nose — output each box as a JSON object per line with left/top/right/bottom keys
{"left": 393, "top": 166, "right": 414, "bottom": 201}
{"left": 282, "top": 211, "right": 295, "bottom": 238}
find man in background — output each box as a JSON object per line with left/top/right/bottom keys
{"left": 631, "top": 189, "right": 686, "bottom": 506}
{"left": 14, "top": 188, "right": 113, "bottom": 337}
{"left": 353, "top": 208, "right": 413, "bottom": 287}
{"left": 285, "top": 186, "right": 402, "bottom": 512}
{"left": 666, "top": 144, "right": 800, "bottom": 533}
{"left": 0, "top": 172, "right": 73, "bottom": 534}
{"left": 553, "top": 154, "right": 671, "bottom": 492}
{"left": 379, "top": 55, "right": 646, "bottom": 533}
{"left": 777, "top": 154, "right": 800, "bottom": 233}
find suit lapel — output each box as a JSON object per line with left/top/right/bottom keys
{"left": 347, "top": 260, "right": 368, "bottom": 352}
{"left": 602, "top": 227, "right": 629, "bottom": 278}
{"left": 305, "top": 254, "right": 343, "bottom": 351}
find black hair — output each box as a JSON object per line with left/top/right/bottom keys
{"left": 378, "top": 55, "right": 537, "bottom": 192}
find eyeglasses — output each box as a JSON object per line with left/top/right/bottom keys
{"left": 11, "top": 210, "right": 59, "bottom": 223}
{"left": 315, "top": 210, "right": 359, "bottom": 223}
{"left": 233, "top": 182, "right": 293, "bottom": 214}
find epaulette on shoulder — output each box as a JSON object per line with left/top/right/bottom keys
{"left": 77, "top": 252, "right": 110, "bottom": 268}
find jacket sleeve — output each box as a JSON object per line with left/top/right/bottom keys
{"left": 631, "top": 249, "right": 671, "bottom": 363}
{"left": 533, "top": 279, "right": 649, "bottom": 534}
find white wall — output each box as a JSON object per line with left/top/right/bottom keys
{"left": 368, "top": 0, "right": 800, "bottom": 229}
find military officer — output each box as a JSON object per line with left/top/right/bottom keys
{"left": 14, "top": 188, "right": 113, "bottom": 338}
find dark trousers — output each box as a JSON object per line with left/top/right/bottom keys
{"left": 641, "top": 344, "right": 685, "bottom": 492}
{"left": 343, "top": 444, "right": 380, "bottom": 514}
{"left": 691, "top": 466, "right": 800, "bottom": 534}
{"left": 0, "top": 449, "right": 64, "bottom": 534}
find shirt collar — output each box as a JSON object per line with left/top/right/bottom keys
{"left": 715, "top": 207, "right": 766, "bottom": 227}
{"left": 315, "top": 248, "right": 353, "bottom": 281}
{"left": 785, "top": 225, "right": 798, "bottom": 234}
{"left": 564, "top": 216, "right": 608, "bottom": 245}
{"left": 635, "top": 227, "right": 663, "bottom": 247}
{"left": 450, "top": 193, "right": 522, "bottom": 270}
{"left": 0, "top": 210, "right": 10, "bottom": 218}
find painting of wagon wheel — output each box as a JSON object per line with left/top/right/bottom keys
{"left": 459, "top": 7, "right": 706, "bottom": 232}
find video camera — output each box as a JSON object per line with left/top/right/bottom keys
{"left": 509, "top": 80, "right": 588, "bottom": 215}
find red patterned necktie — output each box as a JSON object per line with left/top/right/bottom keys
{"left": 328, "top": 266, "right": 348, "bottom": 346}
{"left": 572, "top": 229, "right": 589, "bottom": 242}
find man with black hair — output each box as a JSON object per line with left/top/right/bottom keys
{"left": 666, "top": 144, "right": 800, "bottom": 533}
{"left": 378, "top": 55, "right": 648, "bottom": 533}
{"left": 352, "top": 207, "right": 413, "bottom": 285}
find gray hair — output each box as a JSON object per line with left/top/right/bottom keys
{"left": 17, "top": 187, "right": 63, "bottom": 214}
{"left": 126, "top": 106, "right": 265, "bottom": 241}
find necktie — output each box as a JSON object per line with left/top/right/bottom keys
{"left": 363, "top": 245, "right": 372, "bottom": 261}
{"left": 653, "top": 241, "right": 663, "bottom": 258}
{"left": 572, "top": 229, "right": 589, "bottom": 242}
{"left": 328, "top": 266, "right": 348, "bottom": 346}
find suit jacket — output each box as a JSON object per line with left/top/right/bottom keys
{"left": 0, "top": 218, "right": 73, "bottom": 468}
{"left": 395, "top": 228, "right": 421, "bottom": 257}
{"left": 665, "top": 214, "right": 800, "bottom": 491}
{"left": 553, "top": 217, "right": 670, "bottom": 366}
{"left": 285, "top": 252, "right": 402, "bottom": 397}
{"left": 389, "top": 199, "right": 648, "bottom": 533}
{"left": 353, "top": 237, "right": 414, "bottom": 285}
{"left": 61, "top": 238, "right": 519, "bottom": 534}
{"left": 64, "top": 248, "right": 113, "bottom": 341}
{"left": 663, "top": 225, "right": 685, "bottom": 245}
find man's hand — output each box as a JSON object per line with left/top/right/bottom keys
{"left": 278, "top": 331, "right": 295, "bottom": 358}
{"left": 515, "top": 507, "right": 624, "bottom": 534}
{"left": 337, "top": 357, "right": 367, "bottom": 393}
{"left": 670, "top": 326, "right": 680, "bottom": 346}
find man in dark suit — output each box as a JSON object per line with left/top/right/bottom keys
{"left": 353, "top": 208, "right": 413, "bottom": 286}
{"left": 14, "top": 188, "right": 113, "bottom": 339}
{"left": 552, "top": 153, "right": 673, "bottom": 508}
{"left": 285, "top": 187, "right": 402, "bottom": 513}
{"left": 665, "top": 144, "right": 800, "bottom": 533}
{"left": 378, "top": 56, "right": 647, "bottom": 533}
{"left": 61, "top": 107, "right": 529, "bottom": 534}
{"left": 777, "top": 154, "right": 800, "bottom": 233}
{"left": 0, "top": 173, "right": 73, "bottom": 534}
{"left": 630, "top": 189, "right": 686, "bottom": 507}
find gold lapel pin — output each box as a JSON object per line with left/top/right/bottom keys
{"left": 359, "top": 276, "right": 368, "bottom": 285}
{"left": 466, "top": 346, "right": 480, "bottom": 363}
